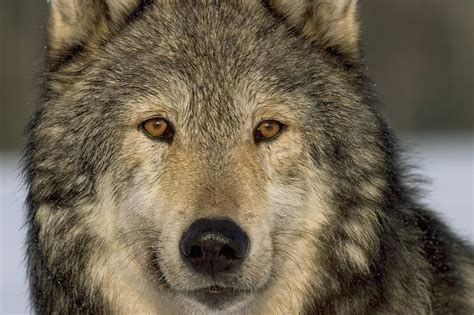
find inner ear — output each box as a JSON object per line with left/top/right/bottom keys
{"left": 265, "top": 0, "right": 360, "bottom": 64}
{"left": 48, "top": 0, "right": 142, "bottom": 67}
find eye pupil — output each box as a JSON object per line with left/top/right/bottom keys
{"left": 141, "top": 118, "right": 173, "bottom": 140}
{"left": 255, "top": 120, "right": 283, "bottom": 142}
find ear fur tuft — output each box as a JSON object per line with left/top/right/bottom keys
{"left": 267, "top": 0, "right": 360, "bottom": 62}
{"left": 48, "top": 0, "right": 141, "bottom": 65}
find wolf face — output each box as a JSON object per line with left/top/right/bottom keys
{"left": 25, "top": 0, "right": 473, "bottom": 314}
{"left": 27, "top": 0, "right": 388, "bottom": 312}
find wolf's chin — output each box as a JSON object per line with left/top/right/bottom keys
{"left": 181, "top": 287, "right": 254, "bottom": 311}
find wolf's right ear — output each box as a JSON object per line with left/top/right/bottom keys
{"left": 48, "top": 0, "right": 142, "bottom": 65}
{"left": 266, "top": 0, "right": 360, "bottom": 63}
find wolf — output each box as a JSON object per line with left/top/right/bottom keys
{"left": 23, "top": 0, "right": 473, "bottom": 314}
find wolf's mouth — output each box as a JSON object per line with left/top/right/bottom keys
{"left": 183, "top": 285, "right": 247, "bottom": 309}
{"left": 148, "top": 250, "right": 251, "bottom": 308}
{"left": 204, "top": 285, "right": 232, "bottom": 293}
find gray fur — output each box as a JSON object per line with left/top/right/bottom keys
{"left": 24, "top": 0, "right": 473, "bottom": 314}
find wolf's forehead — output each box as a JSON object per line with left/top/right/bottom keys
{"left": 114, "top": 5, "right": 286, "bottom": 121}
{"left": 125, "top": 1, "right": 276, "bottom": 73}
{"left": 102, "top": 1, "right": 319, "bottom": 137}
{"left": 127, "top": 74, "right": 264, "bottom": 138}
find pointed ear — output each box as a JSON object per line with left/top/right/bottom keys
{"left": 48, "top": 0, "right": 141, "bottom": 64}
{"left": 267, "top": 0, "right": 359, "bottom": 62}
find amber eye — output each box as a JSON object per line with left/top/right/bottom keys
{"left": 141, "top": 117, "right": 174, "bottom": 141}
{"left": 254, "top": 120, "right": 284, "bottom": 142}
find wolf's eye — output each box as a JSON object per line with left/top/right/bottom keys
{"left": 254, "top": 120, "right": 284, "bottom": 142}
{"left": 141, "top": 117, "right": 174, "bottom": 141}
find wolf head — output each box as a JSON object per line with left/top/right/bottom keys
{"left": 26, "top": 0, "right": 394, "bottom": 313}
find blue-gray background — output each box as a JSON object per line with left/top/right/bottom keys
{"left": 1, "top": 1, "right": 473, "bottom": 314}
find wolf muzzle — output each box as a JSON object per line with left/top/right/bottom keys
{"left": 179, "top": 219, "right": 250, "bottom": 277}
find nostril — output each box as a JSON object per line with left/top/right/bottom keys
{"left": 189, "top": 245, "right": 203, "bottom": 258}
{"left": 219, "top": 244, "right": 239, "bottom": 260}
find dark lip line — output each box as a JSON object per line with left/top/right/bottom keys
{"left": 181, "top": 285, "right": 248, "bottom": 294}
{"left": 196, "top": 285, "right": 232, "bottom": 293}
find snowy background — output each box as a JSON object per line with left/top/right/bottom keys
{"left": 1, "top": 135, "right": 473, "bottom": 314}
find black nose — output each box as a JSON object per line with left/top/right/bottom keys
{"left": 179, "top": 219, "right": 249, "bottom": 277}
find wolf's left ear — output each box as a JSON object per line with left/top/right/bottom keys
{"left": 48, "top": 0, "right": 141, "bottom": 65}
{"left": 267, "top": 0, "right": 359, "bottom": 62}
